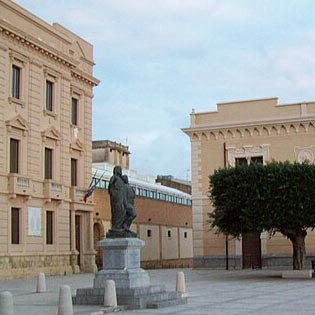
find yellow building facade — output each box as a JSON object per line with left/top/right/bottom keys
{"left": 0, "top": 0, "right": 99, "bottom": 277}
{"left": 183, "top": 97, "right": 315, "bottom": 269}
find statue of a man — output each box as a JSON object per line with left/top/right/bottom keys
{"left": 108, "top": 165, "right": 126, "bottom": 231}
{"left": 122, "top": 175, "right": 137, "bottom": 231}
{"left": 107, "top": 166, "right": 137, "bottom": 238}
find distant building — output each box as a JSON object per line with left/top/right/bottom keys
{"left": 92, "top": 141, "right": 193, "bottom": 269}
{"left": 92, "top": 140, "right": 130, "bottom": 169}
{"left": 183, "top": 97, "right": 315, "bottom": 269}
{"left": 0, "top": 0, "right": 99, "bottom": 277}
{"left": 156, "top": 175, "right": 191, "bottom": 195}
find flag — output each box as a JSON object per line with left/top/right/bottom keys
{"left": 84, "top": 171, "right": 105, "bottom": 202}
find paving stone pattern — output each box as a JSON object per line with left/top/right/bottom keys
{"left": 1, "top": 269, "right": 315, "bottom": 314}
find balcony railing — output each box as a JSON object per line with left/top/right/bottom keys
{"left": 8, "top": 174, "right": 32, "bottom": 197}
{"left": 44, "top": 180, "right": 63, "bottom": 201}
{"left": 70, "top": 187, "right": 90, "bottom": 204}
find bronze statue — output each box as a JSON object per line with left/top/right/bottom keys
{"left": 107, "top": 166, "right": 137, "bottom": 238}
{"left": 122, "top": 175, "right": 137, "bottom": 231}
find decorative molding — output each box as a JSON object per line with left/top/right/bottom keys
{"left": 226, "top": 145, "right": 270, "bottom": 167}
{"left": 0, "top": 23, "right": 99, "bottom": 87}
{"left": 70, "top": 139, "right": 85, "bottom": 155}
{"left": 43, "top": 66, "right": 60, "bottom": 80}
{"left": 8, "top": 96, "right": 25, "bottom": 108}
{"left": 185, "top": 121, "right": 315, "bottom": 142}
{"left": 71, "top": 70, "right": 99, "bottom": 87}
{"left": 6, "top": 114, "right": 28, "bottom": 135}
{"left": 41, "top": 126, "right": 61, "bottom": 143}
{"left": 9, "top": 50, "right": 29, "bottom": 64}
{"left": 295, "top": 146, "right": 315, "bottom": 163}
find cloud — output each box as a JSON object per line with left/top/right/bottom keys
{"left": 13, "top": 0, "right": 315, "bottom": 179}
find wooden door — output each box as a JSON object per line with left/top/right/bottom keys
{"left": 242, "top": 232, "right": 262, "bottom": 269}
{"left": 75, "top": 215, "right": 81, "bottom": 267}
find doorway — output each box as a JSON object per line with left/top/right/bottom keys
{"left": 242, "top": 232, "right": 262, "bottom": 269}
{"left": 75, "top": 215, "right": 81, "bottom": 267}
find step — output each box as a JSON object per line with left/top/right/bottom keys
{"left": 73, "top": 285, "right": 186, "bottom": 309}
{"left": 147, "top": 296, "right": 188, "bottom": 309}
{"left": 116, "top": 285, "right": 166, "bottom": 296}
{"left": 118, "top": 291, "right": 180, "bottom": 309}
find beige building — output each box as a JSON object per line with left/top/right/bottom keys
{"left": 92, "top": 141, "right": 193, "bottom": 269}
{"left": 183, "top": 97, "right": 315, "bottom": 269}
{"left": 0, "top": 0, "right": 99, "bottom": 277}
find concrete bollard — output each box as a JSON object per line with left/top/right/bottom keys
{"left": 176, "top": 271, "right": 186, "bottom": 295}
{"left": 58, "top": 285, "right": 73, "bottom": 315}
{"left": 104, "top": 280, "right": 117, "bottom": 308}
{"left": 0, "top": 291, "right": 14, "bottom": 315}
{"left": 36, "top": 272, "right": 46, "bottom": 293}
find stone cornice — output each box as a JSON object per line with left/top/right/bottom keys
{"left": 183, "top": 117, "right": 315, "bottom": 140}
{"left": 0, "top": 20, "right": 99, "bottom": 87}
{"left": 71, "top": 69, "right": 100, "bottom": 87}
{"left": 183, "top": 116, "right": 315, "bottom": 135}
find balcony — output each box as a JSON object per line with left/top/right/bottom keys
{"left": 8, "top": 174, "right": 32, "bottom": 198}
{"left": 70, "top": 187, "right": 92, "bottom": 204}
{"left": 44, "top": 180, "right": 63, "bottom": 202}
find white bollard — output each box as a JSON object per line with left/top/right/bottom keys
{"left": 58, "top": 285, "right": 73, "bottom": 315}
{"left": 0, "top": 291, "right": 14, "bottom": 315}
{"left": 104, "top": 280, "right": 117, "bottom": 308}
{"left": 36, "top": 272, "right": 46, "bottom": 293}
{"left": 176, "top": 271, "right": 186, "bottom": 295}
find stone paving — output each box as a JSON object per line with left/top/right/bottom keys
{"left": 1, "top": 269, "right": 315, "bottom": 315}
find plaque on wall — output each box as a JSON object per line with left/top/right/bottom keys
{"left": 28, "top": 207, "right": 41, "bottom": 236}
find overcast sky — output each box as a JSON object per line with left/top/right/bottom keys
{"left": 13, "top": 0, "right": 315, "bottom": 180}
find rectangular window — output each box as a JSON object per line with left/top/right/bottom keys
{"left": 46, "top": 211, "right": 53, "bottom": 245}
{"left": 167, "top": 230, "right": 171, "bottom": 238}
{"left": 11, "top": 208, "right": 20, "bottom": 244}
{"left": 251, "top": 156, "right": 263, "bottom": 164}
{"left": 71, "top": 97, "right": 78, "bottom": 125}
{"left": 71, "top": 158, "right": 77, "bottom": 186}
{"left": 10, "top": 138, "right": 19, "bottom": 173}
{"left": 46, "top": 80, "right": 54, "bottom": 111}
{"left": 12, "top": 65, "right": 21, "bottom": 99}
{"left": 147, "top": 230, "right": 152, "bottom": 238}
{"left": 235, "top": 157, "right": 248, "bottom": 166}
{"left": 45, "top": 148, "right": 53, "bottom": 180}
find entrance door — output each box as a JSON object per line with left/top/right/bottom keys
{"left": 242, "top": 232, "right": 262, "bottom": 269}
{"left": 75, "top": 215, "right": 81, "bottom": 267}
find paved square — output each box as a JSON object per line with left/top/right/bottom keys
{"left": 1, "top": 269, "right": 315, "bottom": 315}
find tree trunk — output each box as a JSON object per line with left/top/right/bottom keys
{"left": 287, "top": 230, "right": 307, "bottom": 270}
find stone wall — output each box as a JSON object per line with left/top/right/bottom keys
{"left": 0, "top": 254, "right": 72, "bottom": 278}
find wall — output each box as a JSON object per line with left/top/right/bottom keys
{"left": 93, "top": 187, "right": 193, "bottom": 269}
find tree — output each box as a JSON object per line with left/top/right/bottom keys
{"left": 209, "top": 161, "right": 315, "bottom": 270}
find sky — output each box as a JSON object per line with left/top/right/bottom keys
{"left": 13, "top": 0, "right": 315, "bottom": 180}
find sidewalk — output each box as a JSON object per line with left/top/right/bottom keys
{"left": 1, "top": 269, "right": 315, "bottom": 315}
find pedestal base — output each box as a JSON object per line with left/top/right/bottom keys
{"left": 94, "top": 268, "right": 150, "bottom": 289}
{"left": 73, "top": 237, "right": 187, "bottom": 309}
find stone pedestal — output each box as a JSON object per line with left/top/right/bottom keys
{"left": 94, "top": 238, "right": 150, "bottom": 289}
{"left": 73, "top": 237, "right": 187, "bottom": 309}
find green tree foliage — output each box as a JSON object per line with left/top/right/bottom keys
{"left": 209, "top": 161, "right": 315, "bottom": 270}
